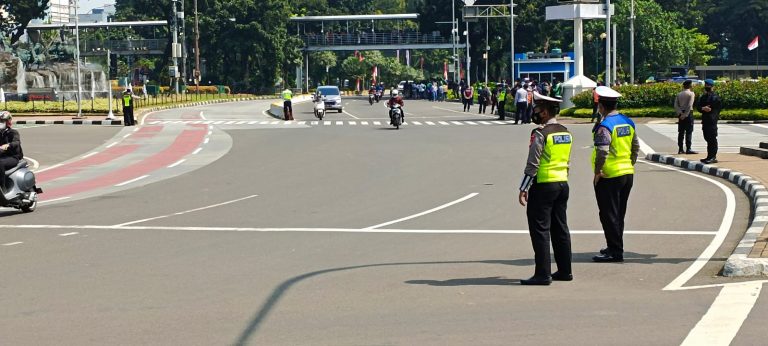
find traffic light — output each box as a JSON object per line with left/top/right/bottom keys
{"left": 109, "top": 53, "right": 118, "bottom": 79}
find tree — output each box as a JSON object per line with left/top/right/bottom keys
{"left": 0, "top": 0, "right": 50, "bottom": 45}
{"left": 310, "top": 51, "right": 337, "bottom": 84}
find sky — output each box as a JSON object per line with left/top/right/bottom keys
{"left": 76, "top": 0, "right": 115, "bottom": 14}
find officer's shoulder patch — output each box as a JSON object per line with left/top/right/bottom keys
{"left": 616, "top": 125, "right": 631, "bottom": 137}
{"left": 552, "top": 134, "right": 572, "bottom": 144}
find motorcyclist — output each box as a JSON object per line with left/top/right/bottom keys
{"left": 386, "top": 89, "right": 405, "bottom": 124}
{"left": 0, "top": 111, "right": 23, "bottom": 171}
{"left": 368, "top": 85, "right": 377, "bottom": 100}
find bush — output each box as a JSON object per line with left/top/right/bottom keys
{"left": 560, "top": 106, "right": 768, "bottom": 121}
{"left": 572, "top": 80, "right": 768, "bottom": 109}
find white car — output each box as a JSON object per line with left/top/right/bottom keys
{"left": 316, "top": 86, "right": 343, "bottom": 113}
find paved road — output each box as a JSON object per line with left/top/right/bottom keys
{"left": 0, "top": 98, "right": 764, "bottom": 345}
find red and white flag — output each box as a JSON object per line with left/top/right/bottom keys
{"left": 748, "top": 36, "right": 759, "bottom": 51}
{"left": 443, "top": 61, "right": 448, "bottom": 80}
{"left": 372, "top": 65, "right": 378, "bottom": 83}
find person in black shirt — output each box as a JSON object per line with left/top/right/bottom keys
{"left": 697, "top": 79, "right": 722, "bottom": 164}
{"left": 0, "top": 111, "right": 23, "bottom": 171}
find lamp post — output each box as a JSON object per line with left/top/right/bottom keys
{"left": 74, "top": 0, "right": 83, "bottom": 118}
{"left": 630, "top": 0, "right": 635, "bottom": 84}
{"left": 604, "top": 0, "right": 611, "bottom": 86}
{"left": 484, "top": 17, "right": 489, "bottom": 85}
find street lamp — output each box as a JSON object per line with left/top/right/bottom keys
{"left": 74, "top": 0, "right": 84, "bottom": 118}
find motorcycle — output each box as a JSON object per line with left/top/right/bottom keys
{"left": 374, "top": 91, "right": 382, "bottom": 103}
{"left": 389, "top": 104, "right": 403, "bottom": 129}
{"left": 314, "top": 97, "right": 326, "bottom": 120}
{"left": 0, "top": 159, "right": 41, "bottom": 213}
{"left": 368, "top": 93, "right": 375, "bottom": 105}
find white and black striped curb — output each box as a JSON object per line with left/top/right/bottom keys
{"left": 16, "top": 119, "right": 124, "bottom": 125}
{"left": 646, "top": 153, "right": 768, "bottom": 276}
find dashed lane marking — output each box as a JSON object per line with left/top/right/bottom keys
{"left": 114, "top": 175, "right": 149, "bottom": 187}
{"left": 58, "top": 232, "right": 79, "bottom": 237}
{"left": 2, "top": 242, "right": 23, "bottom": 246}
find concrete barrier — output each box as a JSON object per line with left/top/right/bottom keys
{"left": 267, "top": 95, "right": 314, "bottom": 119}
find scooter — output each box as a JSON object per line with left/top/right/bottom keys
{"left": 374, "top": 91, "right": 382, "bottom": 103}
{"left": 368, "top": 93, "right": 375, "bottom": 105}
{"left": 389, "top": 104, "right": 403, "bottom": 130}
{"left": 0, "top": 159, "right": 41, "bottom": 213}
{"left": 314, "top": 97, "right": 326, "bottom": 120}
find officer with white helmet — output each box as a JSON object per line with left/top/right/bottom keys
{"left": 591, "top": 86, "right": 640, "bottom": 262}
{"left": 518, "top": 91, "right": 573, "bottom": 285}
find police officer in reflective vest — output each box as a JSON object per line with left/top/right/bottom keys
{"left": 122, "top": 89, "right": 136, "bottom": 126}
{"left": 518, "top": 91, "right": 573, "bottom": 285}
{"left": 591, "top": 86, "right": 640, "bottom": 262}
{"left": 496, "top": 85, "right": 507, "bottom": 120}
{"left": 281, "top": 88, "right": 294, "bottom": 121}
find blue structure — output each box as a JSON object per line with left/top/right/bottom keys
{"left": 514, "top": 51, "right": 575, "bottom": 83}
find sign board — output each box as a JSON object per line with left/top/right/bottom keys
{"left": 545, "top": 4, "right": 613, "bottom": 21}
{"left": 462, "top": 7, "right": 480, "bottom": 22}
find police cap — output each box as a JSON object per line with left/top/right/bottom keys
{"left": 595, "top": 86, "right": 621, "bottom": 100}
{"left": 533, "top": 91, "right": 563, "bottom": 105}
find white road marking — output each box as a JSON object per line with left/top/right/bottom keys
{"left": 105, "top": 142, "right": 118, "bottom": 148}
{"left": 492, "top": 121, "right": 505, "bottom": 125}
{"left": 311, "top": 121, "right": 319, "bottom": 125}
{"left": 113, "top": 194, "right": 259, "bottom": 227}
{"left": 466, "top": 121, "right": 478, "bottom": 125}
{"left": 225, "top": 121, "right": 236, "bottom": 125}
{"left": 259, "top": 121, "right": 270, "bottom": 125}
{"left": 752, "top": 124, "right": 768, "bottom": 129}
{"left": 324, "top": 121, "right": 331, "bottom": 125}
{"left": 59, "top": 232, "right": 79, "bottom": 237}
{"left": 297, "top": 121, "right": 306, "bottom": 125}
{"left": 199, "top": 111, "right": 207, "bottom": 120}
{"left": 478, "top": 121, "right": 492, "bottom": 125}
{"left": 374, "top": 121, "right": 382, "bottom": 126}
{"left": 343, "top": 110, "right": 361, "bottom": 119}
{"left": 336, "top": 121, "right": 343, "bottom": 125}
{"left": 203, "top": 138, "right": 210, "bottom": 144}
{"left": 192, "top": 148, "right": 203, "bottom": 155}
{"left": 412, "top": 121, "right": 423, "bottom": 125}
{"left": 364, "top": 193, "right": 480, "bottom": 230}
{"left": 39, "top": 196, "right": 71, "bottom": 204}
{"left": 425, "top": 121, "right": 436, "bottom": 126}
{"left": 638, "top": 160, "right": 736, "bottom": 292}
{"left": 24, "top": 157, "right": 40, "bottom": 171}
{"left": 114, "top": 175, "right": 149, "bottom": 187}
{"left": 248, "top": 121, "right": 258, "bottom": 125}
{"left": 236, "top": 121, "right": 247, "bottom": 124}
{"left": 0, "top": 224, "right": 721, "bottom": 235}
{"left": 637, "top": 137, "right": 655, "bottom": 155}
{"left": 451, "top": 121, "right": 464, "bottom": 125}
{"left": 439, "top": 121, "right": 450, "bottom": 125}
{"left": 122, "top": 133, "right": 132, "bottom": 139}
{"left": 167, "top": 159, "right": 186, "bottom": 168}
{"left": 349, "top": 121, "right": 357, "bottom": 125}
{"left": 361, "top": 121, "right": 369, "bottom": 125}
{"left": 681, "top": 282, "right": 763, "bottom": 346}
{"left": 2, "top": 242, "right": 23, "bottom": 246}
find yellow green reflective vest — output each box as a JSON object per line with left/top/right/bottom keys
{"left": 122, "top": 94, "right": 132, "bottom": 107}
{"left": 591, "top": 114, "right": 636, "bottom": 178}
{"left": 537, "top": 124, "right": 572, "bottom": 183}
{"left": 497, "top": 90, "right": 506, "bottom": 102}
{"left": 282, "top": 89, "right": 293, "bottom": 100}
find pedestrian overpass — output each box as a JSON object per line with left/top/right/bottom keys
{"left": 290, "top": 14, "right": 464, "bottom": 52}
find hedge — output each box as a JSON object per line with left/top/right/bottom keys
{"left": 560, "top": 107, "right": 768, "bottom": 121}
{"left": 572, "top": 80, "right": 768, "bottom": 109}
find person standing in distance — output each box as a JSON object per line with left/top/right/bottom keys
{"left": 518, "top": 92, "right": 573, "bottom": 285}
{"left": 281, "top": 87, "right": 294, "bottom": 121}
{"left": 592, "top": 86, "right": 640, "bottom": 262}
{"left": 674, "top": 80, "right": 697, "bottom": 155}
{"left": 514, "top": 83, "right": 528, "bottom": 125}
{"left": 698, "top": 79, "right": 722, "bottom": 164}
{"left": 121, "top": 88, "right": 139, "bottom": 126}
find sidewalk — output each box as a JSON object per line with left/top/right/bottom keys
{"left": 646, "top": 151, "right": 768, "bottom": 276}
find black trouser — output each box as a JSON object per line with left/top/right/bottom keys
{"left": 478, "top": 99, "right": 486, "bottom": 114}
{"left": 123, "top": 106, "right": 135, "bottom": 126}
{"left": 283, "top": 100, "right": 293, "bottom": 120}
{"left": 0, "top": 156, "right": 19, "bottom": 171}
{"left": 497, "top": 101, "right": 506, "bottom": 119}
{"left": 524, "top": 103, "right": 533, "bottom": 124}
{"left": 515, "top": 102, "right": 527, "bottom": 123}
{"left": 527, "top": 181, "right": 571, "bottom": 278}
{"left": 677, "top": 115, "right": 694, "bottom": 151}
{"left": 703, "top": 125, "right": 718, "bottom": 159}
{"left": 594, "top": 174, "right": 634, "bottom": 257}
{"left": 463, "top": 98, "right": 472, "bottom": 111}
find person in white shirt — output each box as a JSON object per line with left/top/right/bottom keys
{"left": 515, "top": 84, "right": 528, "bottom": 125}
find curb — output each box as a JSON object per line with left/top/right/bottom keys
{"left": 138, "top": 96, "right": 276, "bottom": 122}
{"left": 645, "top": 153, "right": 768, "bottom": 276}
{"left": 16, "top": 119, "right": 123, "bottom": 125}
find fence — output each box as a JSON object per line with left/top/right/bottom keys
{"left": 301, "top": 31, "right": 451, "bottom": 46}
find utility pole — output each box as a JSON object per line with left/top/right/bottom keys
{"left": 180, "top": 0, "right": 186, "bottom": 89}
{"left": 612, "top": 23, "right": 617, "bottom": 85}
{"left": 510, "top": 0, "right": 515, "bottom": 84}
{"left": 74, "top": 0, "right": 84, "bottom": 118}
{"left": 484, "top": 17, "right": 489, "bottom": 85}
{"left": 466, "top": 21, "right": 470, "bottom": 86}
{"left": 452, "top": 0, "right": 457, "bottom": 82}
{"left": 107, "top": 50, "right": 114, "bottom": 119}
{"left": 604, "top": 0, "right": 611, "bottom": 86}
{"left": 171, "top": 0, "right": 179, "bottom": 94}
{"left": 630, "top": 0, "right": 635, "bottom": 84}
{"left": 194, "top": 0, "right": 200, "bottom": 95}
